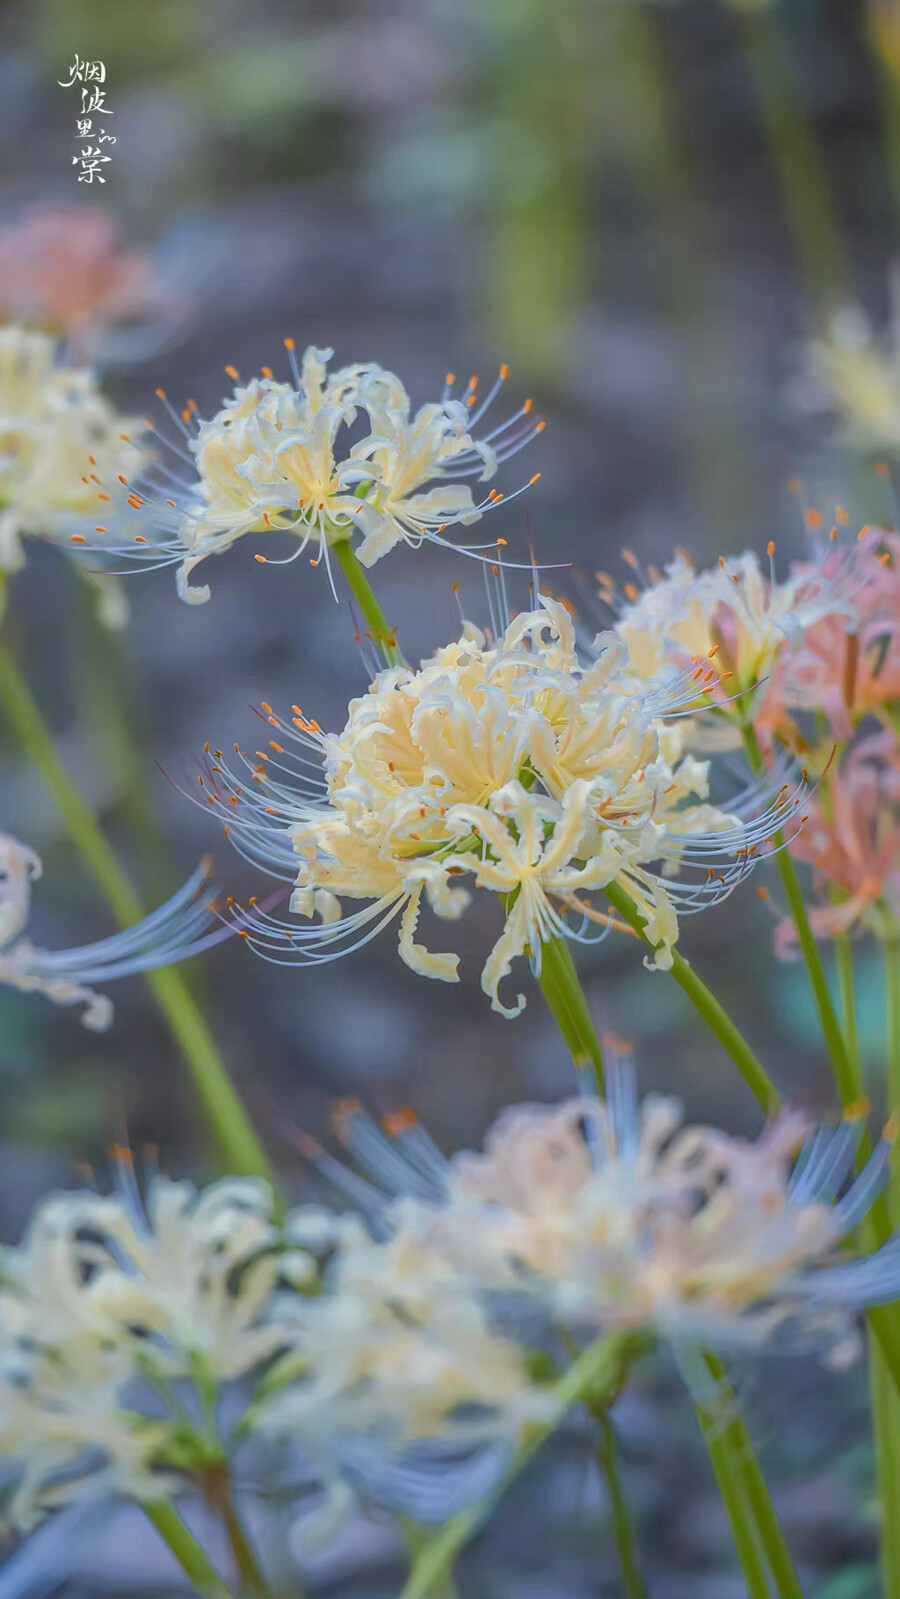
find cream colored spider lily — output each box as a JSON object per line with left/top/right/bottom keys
{"left": 73, "top": 345, "right": 542, "bottom": 603}
{"left": 190, "top": 596, "right": 810, "bottom": 1012}
{"left": 0, "top": 325, "right": 141, "bottom": 621}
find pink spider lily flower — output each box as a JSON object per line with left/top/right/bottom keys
{"left": 760, "top": 528, "right": 900, "bottom": 747}
{"left": 0, "top": 834, "right": 229, "bottom": 1029}
{"left": 0, "top": 205, "right": 166, "bottom": 354}
{"left": 775, "top": 728, "right": 900, "bottom": 953}
{"left": 71, "top": 347, "right": 543, "bottom": 604}
{"left": 604, "top": 544, "right": 857, "bottom": 734}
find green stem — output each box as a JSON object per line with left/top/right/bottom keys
{"left": 537, "top": 935, "right": 604, "bottom": 1091}
{"left": 400, "top": 1522, "right": 459, "bottom": 1599}
{"left": 694, "top": 1385, "right": 773, "bottom": 1599}
{"left": 743, "top": 728, "right": 857, "bottom": 1109}
{"left": 143, "top": 1500, "right": 233, "bottom": 1598}
{"left": 333, "top": 538, "right": 400, "bottom": 665}
{"left": 835, "top": 933, "right": 862, "bottom": 1088}
{"left": 592, "top": 1407, "right": 648, "bottom": 1599}
{"left": 220, "top": 1493, "right": 271, "bottom": 1597}
{"left": 397, "top": 1333, "right": 633, "bottom": 1599}
{"left": 702, "top": 1351, "right": 803, "bottom": 1598}
{"left": 871, "top": 937, "right": 900, "bottom": 1599}
{"left": 734, "top": 5, "right": 848, "bottom": 314}
{"left": 602, "top": 878, "right": 781, "bottom": 1114}
{"left": 0, "top": 638, "right": 275, "bottom": 1185}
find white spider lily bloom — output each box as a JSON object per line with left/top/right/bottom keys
{"left": 196, "top": 596, "right": 809, "bottom": 1008}
{"left": 607, "top": 548, "right": 855, "bottom": 707}
{"left": 75, "top": 346, "right": 542, "bottom": 603}
{"left": 315, "top": 1062, "right": 900, "bottom": 1366}
{"left": 57, "top": 1174, "right": 313, "bottom": 1382}
{"left": 0, "top": 834, "right": 227, "bottom": 1030}
{"left": 260, "top": 1219, "right": 547, "bottom": 1450}
{"left": 0, "top": 325, "right": 141, "bottom": 581}
{"left": 805, "top": 287, "right": 900, "bottom": 454}
{"left": 0, "top": 1170, "right": 307, "bottom": 1531}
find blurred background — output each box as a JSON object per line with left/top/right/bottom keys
{"left": 0, "top": 0, "right": 896, "bottom": 1592}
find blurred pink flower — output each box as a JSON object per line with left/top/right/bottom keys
{"left": 777, "top": 727, "right": 900, "bottom": 953}
{"left": 760, "top": 529, "right": 900, "bottom": 745}
{"left": 0, "top": 205, "right": 164, "bottom": 347}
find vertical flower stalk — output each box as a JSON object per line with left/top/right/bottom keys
{"left": 536, "top": 935, "right": 605, "bottom": 1091}
{"left": 143, "top": 1501, "right": 233, "bottom": 1599}
{"left": 0, "top": 633, "right": 274, "bottom": 1184}
{"left": 397, "top": 1333, "right": 632, "bottom": 1599}
{"left": 877, "top": 935, "right": 900, "bottom": 1598}
{"left": 333, "top": 537, "right": 401, "bottom": 666}
{"left": 733, "top": 2, "right": 848, "bottom": 314}
{"left": 590, "top": 1406, "right": 648, "bottom": 1599}
{"left": 742, "top": 727, "right": 857, "bottom": 1106}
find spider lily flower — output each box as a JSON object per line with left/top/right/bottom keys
{"left": 254, "top": 1209, "right": 554, "bottom": 1535}
{"left": 805, "top": 285, "right": 900, "bottom": 454}
{"left": 605, "top": 546, "right": 856, "bottom": 725}
{"left": 0, "top": 1165, "right": 309, "bottom": 1530}
{"left": 774, "top": 728, "right": 900, "bottom": 953}
{"left": 0, "top": 834, "right": 228, "bottom": 1030}
{"left": 759, "top": 528, "right": 900, "bottom": 747}
{"left": 0, "top": 326, "right": 142, "bottom": 617}
{"left": 311, "top": 1057, "right": 900, "bottom": 1366}
{"left": 74, "top": 347, "right": 543, "bottom": 604}
{"left": 0, "top": 205, "right": 166, "bottom": 357}
{"left": 194, "top": 594, "right": 810, "bottom": 1011}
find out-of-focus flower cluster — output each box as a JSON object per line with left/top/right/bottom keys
{"left": 0, "top": 324, "right": 140, "bottom": 620}
{"left": 3, "top": 1058, "right": 898, "bottom": 1539}
{"left": 0, "top": 207, "right": 165, "bottom": 354}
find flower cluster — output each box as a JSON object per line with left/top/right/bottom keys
{"left": 0, "top": 833, "right": 226, "bottom": 1030}
{"left": 0, "top": 205, "right": 165, "bottom": 352}
{"left": 79, "top": 347, "right": 542, "bottom": 604}
{"left": 200, "top": 593, "right": 809, "bottom": 1012}
{"left": 4, "top": 1059, "right": 898, "bottom": 1541}
{"left": 0, "top": 324, "right": 140, "bottom": 600}
{"left": 0, "top": 1170, "right": 311, "bottom": 1528}
{"left": 606, "top": 544, "right": 855, "bottom": 714}
{"left": 806, "top": 289, "right": 900, "bottom": 455}
{"left": 326, "top": 1057, "right": 899, "bottom": 1363}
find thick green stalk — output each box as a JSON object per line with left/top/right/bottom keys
{"left": 398, "top": 1334, "right": 631, "bottom": 1599}
{"left": 694, "top": 1388, "right": 772, "bottom": 1599}
{"left": 537, "top": 935, "right": 604, "bottom": 1090}
{"left": 734, "top": 5, "right": 848, "bottom": 315}
{"left": 602, "top": 878, "right": 781, "bottom": 1114}
{"left": 702, "top": 1351, "right": 803, "bottom": 1599}
{"left": 144, "top": 1500, "right": 233, "bottom": 1598}
{"left": 876, "top": 938, "right": 900, "bottom": 1595}
{"left": 592, "top": 1408, "right": 648, "bottom": 1599}
{"left": 835, "top": 934, "right": 861, "bottom": 1085}
{"left": 743, "top": 728, "right": 857, "bottom": 1109}
{"left": 0, "top": 639, "right": 275, "bottom": 1184}
{"left": 400, "top": 1523, "right": 459, "bottom": 1599}
{"left": 333, "top": 538, "right": 400, "bottom": 665}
